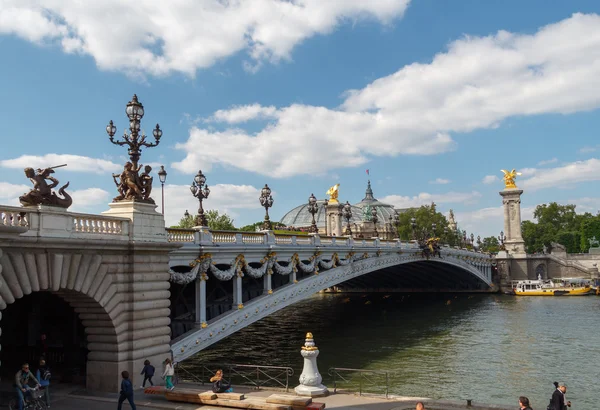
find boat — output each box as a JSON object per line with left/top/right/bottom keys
{"left": 513, "top": 279, "right": 593, "bottom": 296}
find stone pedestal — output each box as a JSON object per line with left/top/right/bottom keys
{"left": 295, "top": 333, "right": 328, "bottom": 397}
{"left": 499, "top": 189, "right": 525, "bottom": 254}
{"left": 326, "top": 202, "right": 342, "bottom": 237}
{"left": 102, "top": 201, "right": 166, "bottom": 242}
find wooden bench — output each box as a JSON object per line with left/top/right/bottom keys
{"left": 266, "top": 394, "right": 321, "bottom": 410}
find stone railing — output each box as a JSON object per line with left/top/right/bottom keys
{"left": 241, "top": 232, "right": 266, "bottom": 244}
{"left": 166, "top": 228, "right": 196, "bottom": 243}
{"left": 0, "top": 206, "right": 29, "bottom": 229}
{"left": 72, "top": 214, "right": 127, "bottom": 235}
{"left": 211, "top": 230, "right": 238, "bottom": 243}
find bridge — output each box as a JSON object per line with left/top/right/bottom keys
{"left": 0, "top": 204, "right": 492, "bottom": 391}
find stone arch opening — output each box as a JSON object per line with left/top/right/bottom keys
{"left": 0, "top": 250, "right": 121, "bottom": 391}
{"left": 0, "top": 291, "right": 88, "bottom": 383}
{"left": 535, "top": 263, "right": 546, "bottom": 280}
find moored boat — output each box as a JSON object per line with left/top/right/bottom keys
{"left": 513, "top": 279, "right": 593, "bottom": 296}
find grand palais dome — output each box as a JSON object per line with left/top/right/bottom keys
{"left": 280, "top": 181, "right": 403, "bottom": 230}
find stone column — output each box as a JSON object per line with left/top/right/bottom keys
{"left": 196, "top": 273, "right": 207, "bottom": 327}
{"left": 326, "top": 202, "right": 342, "bottom": 237}
{"left": 263, "top": 270, "right": 272, "bottom": 295}
{"left": 499, "top": 188, "right": 526, "bottom": 254}
{"left": 233, "top": 274, "right": 243, "bottom": 309}
{"left": 295, "top": 332, "right": 328, "bottom": 397}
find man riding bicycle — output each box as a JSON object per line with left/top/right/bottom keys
{"left": 15, "top": 363, "right": 41, "bottom": 410}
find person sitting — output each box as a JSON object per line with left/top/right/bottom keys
{"left": 519, "top": 396, "right": 533, "bottom": 410}
{"left": 415, "top": 402, "right": 426, "bottom": 410}
{"left": 15, "top": 363, "right": 40, "bottom": 410}
{"left": 210, "top": 369, "right": 233, "bottom": 393}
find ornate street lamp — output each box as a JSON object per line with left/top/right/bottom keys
{"left": 190, "top": 170, "right": 210, "bottom": 227}
{"left": 342, "top": 201, "right": 353, "bottom": 236}
{"left": 431, "top": 222, "right": 437, "bottom": 238}
{"left": 392, "top": 213, "right": 400, "bottom": 239}
{"left": 498, "top": 231, "right": 507, "bottom": 250}
{"left": 259, "top": 184, "right": 274, "bottom": 230}
{"left": 462, "top": 230, "right": 467, "bottom": 248}
{"left": 470, "top": 233, "right": 475, "bottom": 247}
{"left": 184, "top": 209, "right": 190, "bottom": 219}
{"left": 158, "top": 165, "right": 167, "bottom": 215}
{"left": 443, "top": 226, "right": 449, "bottom": 244}
{"left": 371, "top": 207, "right": 379, "bottom": 238}
{"left": 323, "top": 199, "right": 329, "bottom": 236}
{"left": 106, "top": 94, "right": 163, "bottom": 203}
{"left": 410, "top": 217, "right": 417, "bottom": 240}
{"left": 307, "top": 193, "right": 319, "bottom": 234}
{"left": 477, "top": 235, "right": 482, "bottom": 250}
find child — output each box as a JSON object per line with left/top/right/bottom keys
{"left": 210, "top": 369, "right": 233, "bottom": 393}
{"left": 140, "top": 360, "right": 155, "bottom": 388}
{"left": 117, "top": 371, "right": 136, "bottom": 410}
{"left": 162, "top": 359, "right": 174, "bottom": 391}
{"left": 35, "top": 358, "right": 51, "bottom": 408}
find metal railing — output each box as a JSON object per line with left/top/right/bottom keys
{"left": 328, "top": 367, "right": 395, "bottom": 398}
{"left": 176, "top": 363, "right": 294, "bottom": 392}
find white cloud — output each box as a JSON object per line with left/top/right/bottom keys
{"left": 0, "top": 182, "right": 30, "bottom": 206}
{"left": 0, "top": 154, "right": 121, "bottom": 174}
{"left": 175, "top": 13, "right": 600, "bottom": 177}
{"left": 381, "top": 191, "right": 482, "bottom": 209}
{"left": 537, "top": 158, "right": 558, "bottom": 166}
{"left": 482, "top": 175, "right": 499, "bottom": 185}
{"left": 163, "top": 183, "right": 264, "bottom": 227}
{"left": 430, "top": 178, "right": 450, "bottom": 185}
{"left": 208, "top": 104, "right": 278, "bottom": 124}
{"left": 579, "top": 146, "right": 598, "bottom": 153}
{"left": 70, "top": 188, "right": 110, "bottom": 212}
{"left": 0, "top": 0, "right": 410, "bottom": 78}
{"left": 520, "top": 158, "right": 600, "bottom": 191}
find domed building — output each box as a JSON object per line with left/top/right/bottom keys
{"left": 279, "top": 181, "right": 405, "bottom": 239}
{"left": 280, "top": 200, "right": 363, "bottom": 232}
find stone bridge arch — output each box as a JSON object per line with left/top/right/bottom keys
{"left": 0, "top": 247, "right": 172, "bottom": 392}
{"left": 171, "top": 250, "right": 493, "bottom": 362}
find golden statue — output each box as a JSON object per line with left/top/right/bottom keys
{"left": 500, "top": 169, "right": 522, "bottom": 189}
{"left": 326, "top": 183, "right": 340, "bottom": 203}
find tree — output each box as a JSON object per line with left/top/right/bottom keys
{"left": 580, "top": 218, "right": 600, "bottom": 253}
{"left": 396, "top": 204, "right": 451, "bottom": 243}
{"left": 170, "top": 210, "right": 236, "bottom": 231}
{"left": 480, "top": 236, "right": 500, "bottom": 253}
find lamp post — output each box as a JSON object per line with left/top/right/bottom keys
{"left": 342, "top": 201, "right": 353, "bottom": 236}
{"left": 158, "top": 165, "right": 167, "bottom": 215}
{"left": 410, "top": 217, "right": 417, "bottom": 240}
{"left": 190, "top": 170, "right": 210, "bottom": 227}
{"left": 477, "top": 235, "right": 482, "bottom": 251}
{"left": 443, "top": 226, "right": 449, "bottom": 244}
{"left": 371, "top": 207, "right": 379, "bottom": 238}
{"left": 498, "top": 231, "right": 507, "bottom": 250}
{"left": 307, "top": 193, "right": 319, "bottom": 234}
{"left": 462, "top": 230, "right": 467, "bottom": 248}
{"left": 431, "top": 222, "right": 437, "bottom": 238}
{"left": 259, "top": 184, "right": 274, "bottom": 230}
{"left": 323, "top": 199, "right": 329, "bottom": 236}
{"left": 470, "top": 233, "right": 475, "bottom": 247}
{"left": 392, "top": 213, "right": 400, "bottom": 239}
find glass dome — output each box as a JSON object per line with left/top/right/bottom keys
{"left": 280, "top": 200, "right": 363, "bottom": 229}
{"left": 352, "top": 180, "right": 403, "bottom": 222}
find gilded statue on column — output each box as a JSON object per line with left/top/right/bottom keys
{"left": 326, "top": 184, "right": 340, "bottom": 203}
{"left": 500, "top": 169, "right": 522, "bottom": 189}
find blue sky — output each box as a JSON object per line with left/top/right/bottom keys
{"left": 1, "top": 0, "right": 600, "bottom": 237}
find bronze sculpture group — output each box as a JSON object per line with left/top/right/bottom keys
{"left": 19, "top": 165, "right": 72, "bottom": 209}
{"left": 112, "top": 162, "right": 154, "bottom": 203}
{"left": 420, "top": 237, "right": 442, "bottom": 260}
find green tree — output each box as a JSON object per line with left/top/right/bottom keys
{"left": 397, "top": 204, "right": 451, "bottom": 243}
{"left": 170, "top": 210, "right": 236, "bottom": 230}
{"left": 480, "top": 236, "right": 500, "bottom": 253}
{"left": 580, "top": 218, "right": 600, "bottom": 253}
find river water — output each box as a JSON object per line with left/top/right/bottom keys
{"left": 192, "top": 293, "right": 599, "bottom": 409}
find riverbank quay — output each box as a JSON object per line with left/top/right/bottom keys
{"left": 32, "top": 383, "right": 514, "bottom": 410}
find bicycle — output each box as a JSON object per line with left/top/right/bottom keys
{"left": 8, "top": 387, "right": 47, "bottom": 410}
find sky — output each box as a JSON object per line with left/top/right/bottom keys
{"left": 1, "top": 0, "right": 600, "bottom": 238}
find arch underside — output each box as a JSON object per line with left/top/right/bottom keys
{"left": 172, "top": 254, "right": 492, "bottom": 361}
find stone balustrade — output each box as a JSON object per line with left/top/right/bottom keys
{"left": 166, "top": 228, "right": 196, "bottom": 243}
{"left": 72, "top": 214, "right": 127, "bottom": 235}
{"left": 0, "top": 206, "right": 29, "bottom": 232}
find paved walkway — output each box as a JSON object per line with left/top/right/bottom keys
{"left": 0, "top": 382, "right": 513, "bottom": 410}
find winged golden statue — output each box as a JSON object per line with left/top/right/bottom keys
{"left": 500, "top": 169, "right": 522, "bottom": 189}
{"left": 326, "top": 183, "right": 340, "bottom": 203}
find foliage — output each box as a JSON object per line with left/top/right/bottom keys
{"left": 480, "top": 236, "right": 500, "bottom": 253}
{"left": 396, "top": 204, "right": 453, "bottom": 243}
{"left": 580, "top": 219, "right": 600, "bottom": 253}
{"left": 521, "top": 202, "right": 595, "bottom": 254}
{"left": 274, "top": 230, "right": 309, "bottom": 235}
{"left": 170, "top": 210, "right": 236, "bottom": 231}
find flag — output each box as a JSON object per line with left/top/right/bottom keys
{"left": 366, "top": 169, "right": 370, "bottom": 175}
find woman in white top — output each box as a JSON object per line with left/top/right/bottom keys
{"left": 162, "top": 358, "right": 175, "bottom": 391}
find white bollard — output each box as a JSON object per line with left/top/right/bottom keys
{"left": 295, "top": 332, "right": 328, "bottom": 397}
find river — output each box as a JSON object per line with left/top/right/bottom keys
{"left": 191, "top": 293, "right": 599, "bottom": 408}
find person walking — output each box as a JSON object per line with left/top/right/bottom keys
{"left": 35, "top": 358, "right": 51, "bottom": 408}
{"left": 140, "top": 360, "right": 155, "bottom": 388}
{"left": 162, "top": 358, "right": 175, "bottom": 391}
{"left": 117, "top": 371, "right": 136, "bottom": 410}
{"left": 518, "top": 396, "right": 532, "bottom": 410}
{"left": 549, "top": 382, "right": 570, "bottom": 410}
